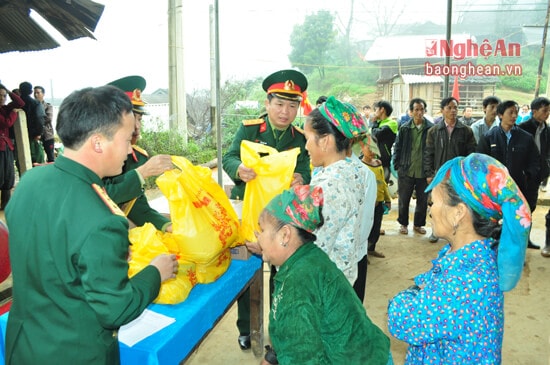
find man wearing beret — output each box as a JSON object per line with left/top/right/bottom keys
{"left": 223, "top": 69, "right": 311, "bottom": 350}
{"left": 104, "top": 76, "right": 174, "bottom": 232}
{"left": 5, "top": 85, "right": 177, "bottom": 364}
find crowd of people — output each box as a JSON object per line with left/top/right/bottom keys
{"left": 366, "top": 94, "right": 549, "bottom": 257}
{"left": 220, "top": 69, "right": 540, "bottom": 364}
{"left": 0, "top": 81, "right": 57, "bottom": 210}
{"left": 0, "top": 67, "right": 543, "bottom": 365}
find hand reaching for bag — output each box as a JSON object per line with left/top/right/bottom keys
{"left": 149, "top": 253, "right": 178, "bottom": 282}
{"left": 245, "top": 240, "right": 262, "bottom": 255}
{"left": 237, "top": 164, "right": 257, "bottom": 182}
{"left": 136, "top": 154, "right": 173, "bottom": 179}
{"left": 290, "top": 173, "right": 304, "bottom": 187}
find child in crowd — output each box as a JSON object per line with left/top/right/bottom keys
{"left": 360, "top": 135, "right": 391, "bottom": 258}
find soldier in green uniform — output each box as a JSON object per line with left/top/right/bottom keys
{"left": 5, "top": 85, "right": 178, "bottom": 364}
{"left": 222, "top": 69, "right": 311, "bottom": 350}
{"left": 104, "top": 76, "right": 174, "bottom": 232}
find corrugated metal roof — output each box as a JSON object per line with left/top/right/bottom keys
{"left": 0, "top": 0, "right": 104, "bottom": 54}
{"left": 399, "top": 74, "right": 443, "bottom": 84}
{"left": 365, "top": 34, "right": 475, "bottom": 62}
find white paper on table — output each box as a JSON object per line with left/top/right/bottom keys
{"left": 118, "top": 309, "right": 176, "bottom": 347}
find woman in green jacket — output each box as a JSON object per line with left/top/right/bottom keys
{"left": 257, "top": 185, "right": 392, "bottom": 365}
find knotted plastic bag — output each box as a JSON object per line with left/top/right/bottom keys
{"left": 128, "top": 223, "right": 197, "bottom": 304}
{"left": 156, "top": 156, "right": 240, "bottom": 264}
{"left": 240, "top": 140, "right": 300, "bottom": 242}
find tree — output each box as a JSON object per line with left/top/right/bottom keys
{"left": 356, "top": 0, "right": 408, "bottom": 37}
{"left": 289, "top": 10, "right": 336, "bottom": 79}
{"left": 181, "top": 78, "right": 261, "bottom": 143}
{"left": 331, "top": 0, "right": 356, "bottom": 67}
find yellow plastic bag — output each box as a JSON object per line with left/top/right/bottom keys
{"left": 195, "top": 248, "right": 231, "bottom": 284}
{"left": 240, "top": 140, "right": 300, "bottom": 242}
{"left": 156, "top": 156, "right": 240, "bottom": 264}
{"left": 128, "top": 223, "right": 197, "bottom": 304}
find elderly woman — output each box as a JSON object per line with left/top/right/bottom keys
{"left": 388, "top": 153, "right": 531, "bottom": 364}
{"left": 257, "top": 185, "right": 391, "bottom": 365}
{"left": 304, "top": 96, "right": 373, "bottom": 299}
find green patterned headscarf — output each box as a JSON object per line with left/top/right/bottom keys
{"left": 319, "top": 96, "right": 367, "bottom": 138}
{"left": 265, "top": 185, "right": 324, "bottom": 233}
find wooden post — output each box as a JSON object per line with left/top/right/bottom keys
{"left": 14, "top": 110, "right": 32, "bottom": 176}
{"left": 535, "top": 1, "right": 550, "bottom": 97}
{"left": 249, "top": 265, "right": 264, "bottom": 357}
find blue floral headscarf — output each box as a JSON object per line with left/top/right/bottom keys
{"left": 426, "top": 153, "right": 531, "bottom": 292}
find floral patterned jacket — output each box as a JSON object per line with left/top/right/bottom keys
{"left": 388, "top": 239, "right": 503, "bottom": 364}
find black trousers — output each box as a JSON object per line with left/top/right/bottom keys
{"left": 353, "top": 255, "right": 368, "bottom": 303}
{"left": 397, "top": 174, "right": 428, "bottom": 227}
{"left": 368, "top": 202, "right": 384, "bottom": 252}
{"left": 43, "top": 138, "right": 55, "bottom": 162}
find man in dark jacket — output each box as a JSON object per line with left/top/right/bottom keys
{"left": 0, "top": 84, "right": 24, "bottom": 210}
{"left": 18, "top": 81, "right": 45, "bottom": 164}
{"left": 477, "top": 100, "right": 540, "bottom": 249}
{"left": 392, "top": 98, "right": 434, "bottom": 237}
{"left": 519, "top": 96, "right": 550, "bottom": 255}
{"left": 371, "top": 100, "right": 398, "bottom": 183}
{"left": 424, "top": 96, "right": 477, "bottom": 242}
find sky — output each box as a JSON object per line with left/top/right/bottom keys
{"left": 0, "top": 0, "right": 454, "bottom": 99}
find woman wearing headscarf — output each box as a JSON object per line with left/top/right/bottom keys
{"left": 387, "top": 153, "right": 531, "bottom": 364}
{"left": 257, "top": 185, "right": 391, "bottom": 365}
{"left": 303, "top": 96, "right": 372, "bottom": 298}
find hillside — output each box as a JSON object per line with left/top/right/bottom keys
{"left": 495, "top": 87, "right": 541, "bottom": 106}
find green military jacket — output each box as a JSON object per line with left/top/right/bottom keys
{"left": 105, "top": 145, "right": 171, "bottom": 231}
{"left": 222, "top": 116, "right": 311, "bottom": 200}
{"left": 269, "top": 243, "right": 390, "bottom": 364}
{"left": 5, "top": 155, "right": 161, "bottom": 364}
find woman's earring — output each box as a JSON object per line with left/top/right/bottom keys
{"left": 452, "top": 223, "right": 458, "bottom": 236}
{"left": 280, "top": 241, "right": 287, "bottom": 247}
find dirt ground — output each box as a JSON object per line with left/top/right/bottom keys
{"left": 186, "top": 198, "right": 550, "bottom": 365}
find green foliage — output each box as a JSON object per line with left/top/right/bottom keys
{"left": 289, "top": 10, "right": 337, "bottom": 77}
{"left": 139, "top": 130, "right": 217, "bottom": 165}
{"left": 501, "top": 72, "right": 540, "bottom": 92}
{"left": 485, "top": 45, "right": 549, "bottom": 93}
{"left": 221, "top": 108, "right": 260, "bottom": 150}
{"left": 305, "top": 63, "right": 378, "bottom": 100}
{"left": 138, "top": 130, "right": 218, "bottom": 189}
{"left": 330, "top": 82, "right": 374, "bottom": 98}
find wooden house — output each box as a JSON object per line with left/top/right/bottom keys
{"left": 365, "top": 34, "right": 499, "bottom": 118}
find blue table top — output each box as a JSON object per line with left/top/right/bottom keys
{"left": 0, "top": 255, "right": 263, "bottom": 365}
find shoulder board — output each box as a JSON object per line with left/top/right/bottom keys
{"left": 293, "top": 125, "right": 305, "bottom": 135}
{"left": 242, "top": 119, "right": 264, "bottom": 126}
{"left": 92, "top": 183, "right": 126, "bottom": 217}
{"left": 132, "top": 145, "right": 149, "bottom": 157}
{"left": 121, "top": 198, "right": 137, "bottom": 216}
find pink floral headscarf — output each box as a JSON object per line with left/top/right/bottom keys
{"left": 426, "top": 153, "right": 531, "bottom": 292}
{"left": 265, "top": 185, "right": 324, "bottom": 233}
